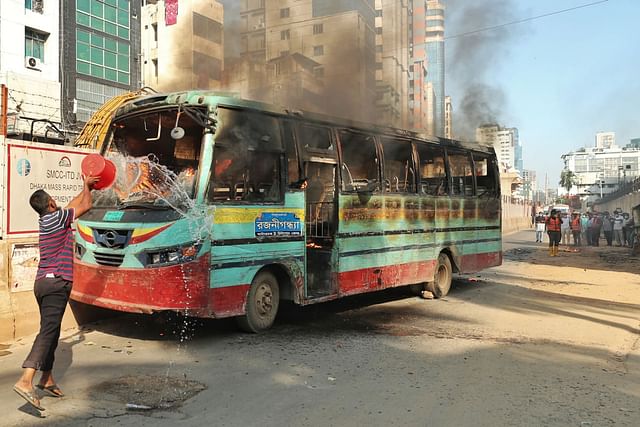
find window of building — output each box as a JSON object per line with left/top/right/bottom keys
{"left": 281, "top": 29, "right": 290, "bottom": 40}
{"left": 339, "top": 131, "right": 379, "bottom": 192}
{"left": 25, "top": 0, "right": 43, "bottom": 13}
{"left": 76, "top": 0, "right": 130, "bottom": 40}
{"left": 75, "top": 78, "right": 126, "bottom": 122}
{"left": 473, "top": 153, "right": 498, "bottom": 197}
{"left": 381, "top": 138, "right": 415, "bottom": 193}
{"left": 313, "top": 45, "right": 324, "bottom": 56}
{"left": 193, "top": 51, "right": 222, "bottom": 82}
{"left": 375, "top": 9, "right": 382, "bottom": 17}
{"left": 280, "top": 7, "right": 290, "bottom": 18}
{"left": 448, "top": 151, "right": 474, "bottom": 196}
{"left": 416, "top": 144, "right": 448, "bottom": 196}
{"left": 25, "top": 28, "right": 47, "bottom": 61}
{"left": 193, "top": 12, "right": 222, "bottom": 44}
{"left": 208, "top": 108, "right": 283, "bottom": 203}
{"left": 313, "top": 67, "right": 324, "bottom": 78}
{"left": 375, "top": 27, "right": 382, "bottom": 35}
{"left": 76, "top": 29, "right": 130, "bottom": 84}
{"left": 313, "top": 24, "right": 323, "bottom": 35}
{"left": 376, "top": 45, "right": 383, "bottom": 53}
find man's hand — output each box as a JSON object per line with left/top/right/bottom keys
{"left": 83, "top": 175, "right": 100, "bottom": 190}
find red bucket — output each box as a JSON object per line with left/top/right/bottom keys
{"left": 81, "top": 154, "right": 116, "bottom": 190}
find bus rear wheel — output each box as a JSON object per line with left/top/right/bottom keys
{"left": 427, "top": 253, "right": 452, "bottom": 298}
{"left": 237, "top": 271, "right": 280, "bottom": 333}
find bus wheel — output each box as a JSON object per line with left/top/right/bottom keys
{"left": 237, "top": 271, "right": 280, "bottom": 333}
{"left": 427, "top": 253, "right": 452, "bottom": 298}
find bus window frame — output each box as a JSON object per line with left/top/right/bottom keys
{"left": 445, "top": 148, "right": 475, "bottom": 197}
{"left": 337, "top": 129, "right": 382, "bottom": 194}
{"left": 206, "top": 106, "right": 286, "bottom": 205}
{"left": 415, "top": 141, "right": 450, "bottom": 197}
{"left": 295, "top": 121, "right": 338, "bottom": 162}
{"left": 379, "top": 135, "right": 417, "bottom": 194}
{"left": 471, "top": 151, "right": 500, "bottom": 198}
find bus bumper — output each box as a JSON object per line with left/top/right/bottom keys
{"left": 71, "top": 255, "right": 212, "bottom": 316}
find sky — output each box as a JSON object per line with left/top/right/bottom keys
{"left": 444, "top": 0, "right": 640, "bottom": 188}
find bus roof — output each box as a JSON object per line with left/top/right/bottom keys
{"left": 115, "top": 90, "right": 495, "bottom": 155}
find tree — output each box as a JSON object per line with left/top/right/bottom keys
{"left": 559, "top": 169, "right": 578, "bottom": 194}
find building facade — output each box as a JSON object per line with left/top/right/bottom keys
{"left": 408, "top": 0, "right": 444, "bottom": 136}
{"left": 374, "top": 0, "right": 409, "bottom": 128}
{"left": 141, "top": 0, "right": 224, "bottom": 92}
{"left": 0, "top": 0, "right": 62, "bottom": 141}
{"left": 521, "top": 169, "right": 537, "bottom": 202}
{"left": 561, "top": 144, "right": 640, "bottom": 199}
{"left": 595, "top": 131, "right": 615, "bottom": 149}
{"left": 476, "top": 124, "right": 521, "bottom": 172}
{"left": 61, "top": 0, "right": 141, "bottom": 128}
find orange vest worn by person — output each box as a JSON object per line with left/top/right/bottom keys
{"left": 570, "top": 217, "right": 581, "bottom": 231}
{"left": 546, "top": 217, "right": 561, "bottom": 232}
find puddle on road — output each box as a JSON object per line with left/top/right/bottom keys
{"left": 503, "top": 248, "right": 536, "bottom": 261}
{"left": 91, "top": 375, "right": 206, "bottom": 411}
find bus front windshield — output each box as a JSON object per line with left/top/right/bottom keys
{"left": 95, "top": 107, "right": 205, "bottom": 210}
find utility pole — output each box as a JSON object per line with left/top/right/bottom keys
{"left": 544, "top": 173, "right": 548, "bottom": 205}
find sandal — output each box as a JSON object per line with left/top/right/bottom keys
{"left": 13, "top": 386, "right": 45, "bottom": 411}
{"left": 36, "top": 383, "right": 64, "bottom": 398}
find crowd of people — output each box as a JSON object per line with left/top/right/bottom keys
{"left": 534, "top": 209, "right": 636, "bottom": 256}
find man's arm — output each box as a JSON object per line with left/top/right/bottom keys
{"left": 66, "top": 175, "right": 99, "bottom": 218}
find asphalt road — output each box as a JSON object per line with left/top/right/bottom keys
{"left": 1, "top": 230, "right": 639, "bottom": 426}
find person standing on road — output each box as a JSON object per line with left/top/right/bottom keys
{"left": 570, "top": 212, "right": 582, "bottom": 246}
{"left": 592, "top": 213, "right": 603, "bottom": 246}
{"left": 613, "top": 211, "right": 624, "bottom": 246}
{"left": 546, "top": 209, "right": 562, "bottom": 256}
{"left": 13, "top": 175, "right": 98, "bottom": 411}
{"left": 560, "top": 213, "right": 571, "bottom": 246}
{"left": 535, "top": 213, "right": 546, "bottom": 243}
{"left": 602, "top": 212, "right": 614, "bottom": 246}
{"left": 580, "top": 213, "right": 589, "bottom": 246}
{"left": 622, "top": 212, "right": 631, "bottom": 246}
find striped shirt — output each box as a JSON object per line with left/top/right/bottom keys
{"left": 36, "top": 208, "right": 75, "bottom": 281}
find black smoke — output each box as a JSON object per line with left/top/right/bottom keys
{"left": 445, "top": 0, "right": 528, "bottom": 140}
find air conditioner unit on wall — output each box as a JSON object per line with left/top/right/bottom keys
{"left": 25, "top": 56, "right": 42, "bottom": 70}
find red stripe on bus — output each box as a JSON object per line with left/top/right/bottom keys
{"left": 72, "top": 255, "right": 211, "bottom": 314}
{"left": 338, "top": 260, "right": 437, "bottom": 296}
{"left": 209, "top": 285, "right": 251, "bottom": 318}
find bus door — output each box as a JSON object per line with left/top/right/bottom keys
{"left": 295, "top": 123, "right": 338, "bottom": 298}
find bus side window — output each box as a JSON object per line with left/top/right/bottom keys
{"left": 381, "top": 137, "right": 415, "bottom": 193}
{"left": 416, "top": 144, "right": 448, "bottom": 196}
{"left": 339, "top": 131, "right": 380, "bottom": 193}
{"left": 473, "top": 154, "right": 498, "bottom": 197}
{"left": 448, "top": 151, "right": 474, "bottom": 197}
{"left": 282, "top": 120, "right": 301, "bottom": 188}
{"left": 208, "top": 107, "right": 283, "bottom": 203}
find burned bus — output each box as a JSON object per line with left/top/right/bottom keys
{"left": 71, "top": 91, "right": 502, "bottom": 332}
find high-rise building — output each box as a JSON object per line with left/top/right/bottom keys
{"left": 444, "top": 95, "right": 452, "bottom": 138}
{"left": 476, "top": 124, "right": 520, "bottom": 172}
{"left": 0, "top": 0, "right": 63, "bottom": 141}
{"left": 409, "top": 0, "right": 444, "bottom": 136}
{"left": 61, "top": 0, "right": 141, "bottom": 127}
{"left": 262, "top": 0, "right": 377, "bottom": 123}
{"left": 521, "top": 169, "right": 537, "bottom": 202}
{"left": 595, "top": 131, "right": 615, "bottom": 149}
{"left": 628, "top": 137, "right": 640, "bottom": 149}
{"left": 374, "top": 0, "right": 409, "bottom": 128}
{"left": 141, "top": 0, "right": 224, "bottom": 92}
{"left": 425, "top": 0, "right": 444, "bottom": 136}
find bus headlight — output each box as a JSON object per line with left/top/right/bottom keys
{"left": 139, "top": 242, "right": 202, "bottom": 267}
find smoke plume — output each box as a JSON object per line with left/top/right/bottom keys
{"left": 445, "top": 0, "right": 528, "bottom": 140}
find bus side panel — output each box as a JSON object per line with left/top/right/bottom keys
{"left": 337, "top": 194, "right": 438, "bottom": 295}
{"left": 208, "top": 192, "right": 306, "bottom": 317}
